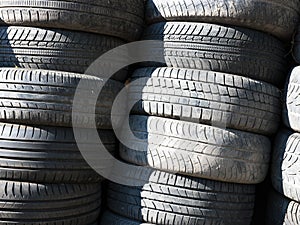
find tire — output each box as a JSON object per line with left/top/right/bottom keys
{"left": 283, "top": 66, "right": 300, "bottom": 132}
{"left": 266, "top": 189, "right": 300, "bottom": 225}
{"left": 129, "top": 67, "right": 281, "bottom": 135}
{"left": 100, "top": 211, "right": 152, "bottom": 225}
{"left": 271, "top": 130, "right": 300, "bottom": 203}
{"left": 0, "top": 68, "right": 123, "bottom": 128}
{"left": 0, "top": 0, "right": 144, "bottom": 41}
{"left": 0, "top": 26, "right": 124, "bottom": 74}
{"left": 0, "top": 180, "right": 101, "bottom": 224}
{"left": 145, "top": 0, "right": 300, "bottom": 41}
{"left": 0, "top": 123, "right": 115, "bottom": 183}
{"left": 293, "top": 28, "right": 300, "bottom": 64}
{"left": 120, "top": 115, "right": 271, "bottom": 184}
{"left": 107, "top": 171, "right": 255, "bottom": 225}
{"left": 142, "top": 22, "right": 287, "bottom": 86}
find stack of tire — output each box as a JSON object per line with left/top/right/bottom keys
{"left": 101, "top": 0, "right": 300, "bottom": 225}
{"left": 265, "top": 27, "right": 300, "bottom": 224}
{"left": 0, "top": 1, "right": 144, "bottom": 224}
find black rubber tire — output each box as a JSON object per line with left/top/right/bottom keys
{"left": 145, "top": 0, "right": 300, "bottom": 41}
{"left": 0, "top": 26, "right": 124, "bottom": 74}
{"left": 100, "top": 211, "right": 152, "bottom": 225}
{"left": 271, "top": 130, "right": 300, "bottom": 203}
{"left": 107, "top": 171, "right": 255, "bottom": 225}
{"left": 266, "top": 189, "right": 300, "bottom": 225}
{"left": 0, "top": 68, "right": 123, "bottom": 128}
{"left": 120, "top": 115, "right": 271, "bottom": 184}
{"left": 0, "top": 180, "right": 101, "bottom": 224}
{"left": 283, "top": 66, "right": 300, "bottom": 132}
{"left": 293, "top": 27, "right": 300, "bottom": 64}
{"left": 129, "top": 67, "right": 281, "bottom": 135}
{"left": 0, "top": 0, "right": 144, "bottom": 41}
{"left": 142, "top": 22, "right": 287, "bottom": 86}
{"left": 0, "top": 123, "right": 115, "bottom": 183}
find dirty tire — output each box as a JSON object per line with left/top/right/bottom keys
{"left": 0, "top": 123, "right": 115, "bottom": 183}
{"left": 0, "top": 26, "right": 124, "bottom": 74}
{"left": 266, "top": 189, "right": 300, "bottom": 225}
{"left": 272, "top": 130, "right": 300, "bottom": 202}
{"left": 100, "top": 211, "right": 152, "bottom": 225}
{"left": 120, "top": 115, "right": 271, "bottom": 184}
{"left": 145, "top": 0, "right": 300, "bottom": 41}
{"left": 0, "top": 0, "right": 144, "bottom": 41}
{"left": 129, "top": 67, "right": 281, "bottom": 135}
{"left": 142, "top": 22, "right": 287, "bottom": 86}
{"left": 283, "top": 66, "right": 300, "bottom": 132}
{"left": 107, "top": 171, "right": 255, "bottom": 225}
{"left": 0, "top": 68, "right": 123, "bottom": 128}
{"left": 0, "top": 181, "right": 101, "bottom": 224}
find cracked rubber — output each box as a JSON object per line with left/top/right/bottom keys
{"left": 0, "top": 26, "right": 124, "bottom": 74}
{"left": 283, "top": 66, "right": 300, "bottom": 132}
{"left": 0, "top": 68, "right": 123, "bottom": 128}
{"left": 271, "top": 130, "right": 300, "bottom": 203}
{"left": 0, "top": 123, "right": 115, "bottom": 183}
{"left": 0, "top": 180, "right": 101, "bottom": 224}
{"left": 266, "top": 189, "right": 300, "bottom": 225}
{"left": 145, "top": 0, "right": 300, "bottom": 41}
{"left": 129, "top": 67, "right": 281, "bottom": 135}
{"left": 0, "top": 0, "right": 144, "bottom": 41}
{"left": 120, "top": 115, "right": 271, "bottom": 184}
{"left": 100, "top": 211, "right": 152, "bottom": 225}
{"left": 142, "top": 22, "right": 287, "bottom": 86}
{"left": 107, "top": 171, "right": 255, "bottom": 225}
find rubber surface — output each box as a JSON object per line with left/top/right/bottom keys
{"left": 0, "top": 0, "right": 145, "bottom": 41}
{"left": 0, "top": 180, "right": 101, "bottom": 224}
{"left": 0, "top": 123, "right": 115, "bottom": 183}
{"left": 293, "top": 26, "right": 300, "bottom": 64}
{"left": 266, "top": 189, "right": 300, "bottom": 225}
{"left": 272, "top": 130, "right": 300, "bottom": 203}
{"left": 101, "top": 211, "right": 153, "bottom": 225}
{"left": 0, "top": 68, "right": 123, "bottom": 128}
{"left": 129, "top": 67, "right": 281, "bottom": 135}
{"left": 145, "top": 0, "right": 300, "bottom": 40}
{"left": 120, "top": 115, "right": 271, "bottom": 184}
{"left": 142, "top": 22, "right": 287, "bottom": 86}
{"left": 0, "top": 26, "right": 124, "bottom": 74}
{"left": 283, "top": 66, "right": 300, "bottom": 132}
{"left": 107, "top": 171, "right": 255, "bottom": 225}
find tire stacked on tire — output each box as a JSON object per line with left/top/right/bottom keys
{"left": 101, "top": 0, "right": 299, "bottom": 224}
{"left": 266, "top": 65, "right": 300, "bottom": 224}
{"left": 0, "top": 1, "right": 145, "bottom": 224}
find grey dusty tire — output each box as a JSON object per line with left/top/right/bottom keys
{"left": 0, "top": 123, "right": 115, "bottom": 183}
{"left": 272, "top": 130, "right": 300, "bottom": 202}
{"left": 283, "top": 66, "right": 300, "bottom": 132}
{"left": 0, "top": 68, "right": 123, "bottom": 128}
{"left": 100, "top": 211, "right": 153, "bottom": 225}
{"left": 266, "top": 189, "right": 300, "bottom": 225}
{"left": 145, "top": 0, "right": 300, "bottom": 41}
{"left": 120, "top": 115, "right": 271, "bottom": 184}
{"left": 142, "top": 22, "right": 287, "bottom": 86}
{"left": 0, "top": 0, "right": 144, "bottom": 41}
{"left": 107, "top": 171, "right": 255, "bottom": 225}
{"left": 129, "top": 67, "right": 281, "bottom": 135}
{"left": 0, "top": 26, "right": 124, "bottom": 74}
{"left": 0, "top": 181, "right": 101, "bottom": 224}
